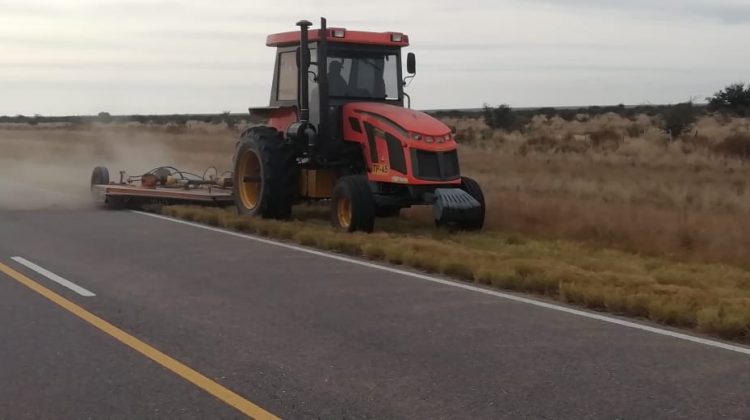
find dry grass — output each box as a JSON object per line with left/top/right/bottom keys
{"left": 445, "top": 113, "right": 750, "bottom": 268}
{"left": 160, "top": 204, "right": 750, "bottom": 342}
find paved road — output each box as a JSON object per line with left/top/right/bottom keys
{"left": 0, "top": 209, "right": 748, "bottom": 419}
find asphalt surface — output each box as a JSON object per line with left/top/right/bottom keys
{"left": 0, "top": 209, "right": 748, "bottom": 419}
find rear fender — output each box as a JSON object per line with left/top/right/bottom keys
{"left": 249, "top": 106, "right": 298, "bottom": 133}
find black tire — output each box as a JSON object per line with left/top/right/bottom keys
{"left": 331, "top": 175, "right": 375, "bottom": 233}
{"left": 375, "top": 206, "right": 401, "bottom": 218}
{"left": 233, "top": 127, "right": 298, "bottom": 219}
{"left": 90, "top": 166, "right": 109, "bottom": 189}
{"left": 458, "top": 176, "right": 485, "bottom": 231}
{"left": 90, "top": 166, "right": 111, "bottom": 208}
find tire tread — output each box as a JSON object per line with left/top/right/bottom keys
{"left": 233, "top": 127, "right": 298, "bottom": 219}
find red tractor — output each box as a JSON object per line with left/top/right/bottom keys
{"left": 234, "top": 18, "right": 485, "bottom": 232}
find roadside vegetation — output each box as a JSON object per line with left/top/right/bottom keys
{"left": 451, "top": 100, "right": 750, "bottom": 270}
{"left": 158, "top": 204, "right": 750, "bottom": 343}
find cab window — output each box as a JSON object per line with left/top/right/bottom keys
{"left": 277, "top": 51, "right": 298, "bottom": 101}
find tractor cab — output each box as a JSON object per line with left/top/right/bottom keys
{"left": 269, "top": 30, "right": 406, "bottom": 106}
{"left": 253, "top": 20, "right": 413, "bottom": 163}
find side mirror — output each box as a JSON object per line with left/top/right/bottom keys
{"left": 407, "top": 52, "right": 416, "bottom": 75}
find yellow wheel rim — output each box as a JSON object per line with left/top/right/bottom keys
{"left": 237, "top": 150, "right": 261, "bottom": 210}
{"left": 337, "top": 196, "right": 352, "bottom": 228}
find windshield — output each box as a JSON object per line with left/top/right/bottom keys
{"left": 327, "top": 51, "right": 399, "bottom": 100}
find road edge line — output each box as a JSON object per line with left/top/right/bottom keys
{"left": 132, "top": 210, "right": 750, "bottom": 357}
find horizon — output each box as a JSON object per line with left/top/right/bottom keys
{"left": 2, "top": 102, "right": 710, "bottom": 119}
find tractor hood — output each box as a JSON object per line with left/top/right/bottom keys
{"left": 343, "top": 102, "right": 451, "bottom": 137}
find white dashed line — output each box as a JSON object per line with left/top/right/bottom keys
{"left": 11, "top": 256, "right": 95, "bottom": 297}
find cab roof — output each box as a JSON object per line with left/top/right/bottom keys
{"left": 266, "top": 28, "right": 409, "bottom": 48}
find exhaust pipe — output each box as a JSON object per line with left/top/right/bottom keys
{"left": 296, "top": 19, "right": 312, "bottom": 123}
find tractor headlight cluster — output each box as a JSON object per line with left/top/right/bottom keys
{"left": 410, "top": 133, "right": 452, "bottom": 143}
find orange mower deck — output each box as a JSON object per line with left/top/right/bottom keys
{"left": 90, "top": 166, "right": 234, "bottom": 209}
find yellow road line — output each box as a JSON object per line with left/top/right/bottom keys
{"left": 0, "top": 262, "right": 279, "bottom": 420}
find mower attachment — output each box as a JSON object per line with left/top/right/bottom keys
{"left": 432, "top": 188, "right": 482, "bottom": 225}
{"left": 90, "top": 165, "right": 234, "bottom": 209}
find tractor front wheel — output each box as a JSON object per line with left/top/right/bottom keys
{"left": 331, "top": 175, "right": 375, "bottom": 233}
{"left": 457, "top": 176, "right": 485, "bottom": 231}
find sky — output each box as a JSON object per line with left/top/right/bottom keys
{"left": 1, "top": 0, "right": 749, "bottom": 115}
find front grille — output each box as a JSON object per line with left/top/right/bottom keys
{"left": 385, "top": 133, "right": 407, "bottom": 174}
{"left": 412, "top": 149, "right": 460, "bottom": 181}
{"left": 442, "top": 150, "right": 460, "bottom": 179}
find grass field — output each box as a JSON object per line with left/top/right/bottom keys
{"left": 1, "top": 112, "right": 749, "bottom": 341}
{"left": 451, "top": 113, "right": 750, "bottom": 269}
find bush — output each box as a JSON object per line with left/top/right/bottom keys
{"left": 661, "top": 102, "right": 697, "bottom": 139}
{"left": 482, "top": 104, "right": 528, "bottom": 132}
{"left": 626, "top": 123, "right": 643, "bottom": 138}
{"left": 525, "top": 134, "right": 558, "bottom": 151}
{"left": 714, "top": 133, "right": 750, "bottom": 159}
{"left": 708, "top": 83, "right": 750, "bottom": 116}
{"left": 221, "top": 111, "right": 236, "bottom": 129}
{"left": 589, "top": 128, "right": 621, "bottom": 146}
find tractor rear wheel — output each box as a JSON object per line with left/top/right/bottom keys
{"left": 331, "top": 175, "right": 375, "bottom": 233}
{"left": 233, "top": 127, "right": 298, "bottom": 219}
{"left": 458, "top": 176, "right": 485, "bottom": 231}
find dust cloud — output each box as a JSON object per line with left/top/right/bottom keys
{"left": 0, "top": 123, "right": 236, "bottom": 210}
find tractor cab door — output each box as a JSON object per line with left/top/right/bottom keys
{"left": 320, "top": 46, "right": 403, "bottom": 161}
{"left": 264, "top": 45, "right": 321, "bottom": 135}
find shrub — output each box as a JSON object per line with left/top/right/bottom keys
{"left": 439, "top": 258, "right": 475, "bottom": 281}
{"left": 625, "top": 123, "right": 642, "bottom": 138}
{"left": 661, "top": 102, "right": 697, "bottom": 139}
{"left": 707, "top": 83, "right": 750, "bottom": 116}
{"left": 714, "top": 133, "right": 750, "bottom": 159}
{"left": 525, "top": 134, "right": 558, "bottom": 152}
{"left": 537, "top": 107, "right": 557, "bottom": 118}
{"left": 482, "top": 104, "right": 528, "bottom": 132}
{"left": 589, "top": 128, "right": 621, "bottom": 146}
{"left": 221, "top": 111, "right": 236, "bottom": 129}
